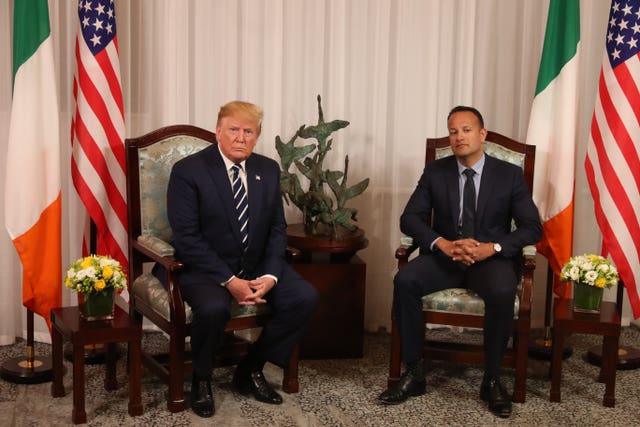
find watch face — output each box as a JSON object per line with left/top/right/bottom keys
{"left": 494, "top": 243, "right": 502, "bottom": 252}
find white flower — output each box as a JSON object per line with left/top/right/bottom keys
{"left": 560, "top": 254, "right": 619, "bottom": 289}
{"left": 584, "top": 270, "right": 598, "bottom": 284}
{"left": 63, "top": 255, "right": 127, "bottom": 295}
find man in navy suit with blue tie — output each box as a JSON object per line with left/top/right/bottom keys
{"left": 378, "top": 106, "right": 542, "bottom": 418}
{"left": 166, "top": 101, "right": 318, "bottom": 418}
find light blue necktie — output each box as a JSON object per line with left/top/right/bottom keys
{"left": 231, "top": 164, "right": 249, "bottom": 250}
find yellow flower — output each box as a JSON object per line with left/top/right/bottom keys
{"left": 65, "top": 277, "right": 72, "bottom": 288}
{"left": 595, "top": 277, "right": 606, "bottom": 288}
{"left": 94, "top": 280, "right": 106, "bottom": 292}
{"left": 102, "top": 266, "right": 114, "bottom": 279}
{"left": 81, "top": 257, "right": 93, "bottom": 269}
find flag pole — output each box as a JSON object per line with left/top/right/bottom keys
{"left": 0, "top": 309, "right": 53, "bottom": 384}
{"left": 529, "top": 266, "right": 573, "bottom": 360}
{"left": 586, "top": 281, "right": 640, "bottom": 372}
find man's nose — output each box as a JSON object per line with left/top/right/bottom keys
{"left": 237, "top": 131, "right": 246, "bottom": 142}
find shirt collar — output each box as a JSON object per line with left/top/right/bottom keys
{"left": 457, "top": 153, "right": 485, "bottom": 176}
{"left": 218, "top": 144, "right": 247, "bottom": 172}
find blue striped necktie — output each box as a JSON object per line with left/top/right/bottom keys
{"left": 231, "top": 164, "right": 249, "bottom": 250}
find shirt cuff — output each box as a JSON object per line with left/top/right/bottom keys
{"left": 430, "top": 237, "right": 442, "bottom": 252}
{"left": 259, "top": 274, "right": 278, "bottom": 285}
{"left": 221, "top": 275, "right": 236, "bottom": 287}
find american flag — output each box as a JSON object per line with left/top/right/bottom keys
{"left": 71, "top": 0, "right": 128, "bottom": 277}
{"left": 585, "top": 0, "right": 640, "bottom": 318}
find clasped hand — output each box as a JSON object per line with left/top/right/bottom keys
{"left": 439, "top": 238, "right": 493, "bottom": 266}
{"left": 226, "top": 276, "right": 276, "bottom": 305}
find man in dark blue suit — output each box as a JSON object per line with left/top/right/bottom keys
{"left": 166, "top": 101, "right": 318, "bottom": 418}
{"left": 378, "top": 106, "right": 542, "bottom": 418}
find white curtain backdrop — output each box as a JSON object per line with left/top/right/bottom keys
{"left": 1, "top": 0, "right": 620, "bottom": 345}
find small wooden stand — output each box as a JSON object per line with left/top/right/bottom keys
{"left": 287, "top": 224, "right": 368, "bottom": 359}
{"left": 51, "top": 305, "right": 143, "bottom": 424}
{"left": 550, "top": 299, "right": 620, "bottom": 407}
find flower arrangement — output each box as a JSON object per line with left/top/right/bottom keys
{"left": 64, "top": 255, "right": 127, "bottom": 295}
{"left": 560, "top": 254, "right": 619, "bottom": 289}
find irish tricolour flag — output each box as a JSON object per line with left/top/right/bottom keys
{"left": 5, "top": 0, "right": 62, "bottom": 331}
{"left": 525, "top": 0, "right": 580, "bottom": 297}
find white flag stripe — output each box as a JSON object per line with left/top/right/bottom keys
{"left": 602, "top": 58, "right": 640, "bottom": 145}
{"left": 529, "top": 56, "right": 579, "bottom": 220}
{"left": 5, "top": 38, "right": 60, "bottom": 237}
{"left": 77, "top": 38, "right": 125, "bottom": 138}
{"left": 592, "top": 88, "right": 637, "bottom": 201}
{"left": 71, "top": 144, "right": 127, "bottom": 245}
{"left": 589, "top": 141, "right": 638, "bottom": 260}
{"left": 75, "top": 86, "right": 126, "bottom": 192}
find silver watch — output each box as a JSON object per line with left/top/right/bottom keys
{"left": 493, "top": 243, "right": 502, "bottom": 254}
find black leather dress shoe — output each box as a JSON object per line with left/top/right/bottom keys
{"left": 191, "top": 376, "right": 214, "bottom": 418}
{"left": 233, "top": 368, "right": 283, "bottom": 405}
{"left": 378, "top": 368, "right": 426, "bottom": 405}
{"left": 480, "top": 376, "right": 512, "bottom": 418}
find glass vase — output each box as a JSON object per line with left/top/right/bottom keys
{"left": 573, "top": 281, "right": 603, "bottom": 313}
{"left": 78, "top": 289, "right": 115, "bottom": 321}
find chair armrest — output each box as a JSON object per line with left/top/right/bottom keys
{"left": 518, "top": 245, "right": 537, "bottom": 316}
{"left": 286, "top": 245, "right": 302, "bottom": 262}
{"left": 137, "top": 234, "right": 175, "bottom": 256}
{"left": 395, "top": 236, "right": 418, "bottom": 266}
{"left": 132, "top": 237, "right": 183, "bottom": 272}
{"left": 132, "top": 236, "right": 187, "bottom": 325}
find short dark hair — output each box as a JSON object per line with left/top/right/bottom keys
{"left": 447, "top": 105, "right": 484, "bottom": 128}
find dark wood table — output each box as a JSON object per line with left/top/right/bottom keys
{"left": 287, "top": 224, "right": 368, "bottom": 359}
{"left": 550, "top": 299, "right": 620, "bottom": 407}
{"left": 50, "top": 304, "right": 143, "bottom": 424}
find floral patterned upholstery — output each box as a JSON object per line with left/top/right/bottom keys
{"left": 423, "top": 288, "right": 520, "bottom": 318}
{"left": 138, "top": 135, "right": 211, "bottom": 242}
{"left": 422, "top": 140, "right": 534, "bottom": 319}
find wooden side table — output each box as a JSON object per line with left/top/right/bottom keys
{"left": 550, "top": 299, "right": 621, "bottom": 407}
{"left": 51, "top": 304, "right": 143, "bottom": 424}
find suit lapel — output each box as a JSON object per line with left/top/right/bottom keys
{"left": 245, "top": 156, "right": 262, "bottom": 248}
{"left": 446, "top": 158, "right": 461, "bottom": 228}
{"left": 205, "top": 145, "right": 244, "bottom": 246}
{"left": 476, "top": 155, "right": 496, "bottom": 225}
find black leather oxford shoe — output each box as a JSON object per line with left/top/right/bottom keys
{"left": 480, "top": 376, "right": 512, "bottom": 418}
{"left": 191, "top": 375, "right": 214, "bottom": 418}
{"left": 233, "top": 367, "right": 283, "bottom": 405}
{"left": 378, "top": 362, "right": 426, "bottom": 405}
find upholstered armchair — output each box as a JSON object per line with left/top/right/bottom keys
{"left": 387, "top": 131, "right": 537, "bottom": 403}
{"left": 126, "top": 125, "right": 299, "bottom": 413}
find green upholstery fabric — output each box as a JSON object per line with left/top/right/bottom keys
{"left": 420, "top": 139, "right": 532, "bottom": 319}
{"left": 422, "top": 288, "right": 520, "bottom": 318}
{"left": 435, "top": 140, "right": 526, "bottom": 169}
{"left": 138, "top": 135, "right": 211, "bottom": 242}
{"left": 131, "top": 272, "right": 271, "bottom": 323}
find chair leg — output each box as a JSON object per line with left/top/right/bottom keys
{"left": 167, "top": 336, "right": 186, "bottom": 413}
{"left": 512, "top": 330, "right": 528, "bottom": 403}
{"left": 388, "top": 313, "right": 402, "bottom": 388}
{"left": 282, "top": 346, "right": 299, "bottom": 393}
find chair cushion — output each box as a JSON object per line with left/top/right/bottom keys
{"left": 132, "top": 273, "right": 271, "bottom": 323}
{"left": 422, "top": 288, "right": 520, "bottom": 318}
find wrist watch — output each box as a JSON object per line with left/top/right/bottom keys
{"left": 493, "top": 243, "right": 502, "bottom": 254}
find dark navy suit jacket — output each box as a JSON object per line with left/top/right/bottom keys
{"left": 166, "top": 143, "right": 287, "bottom": 287}
{"left": 400, "top": 154, "right": 542, "bottom": 259}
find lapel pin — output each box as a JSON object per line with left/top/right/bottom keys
{"left": 255, "top": 175, "right": 261, "bottom": 181}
